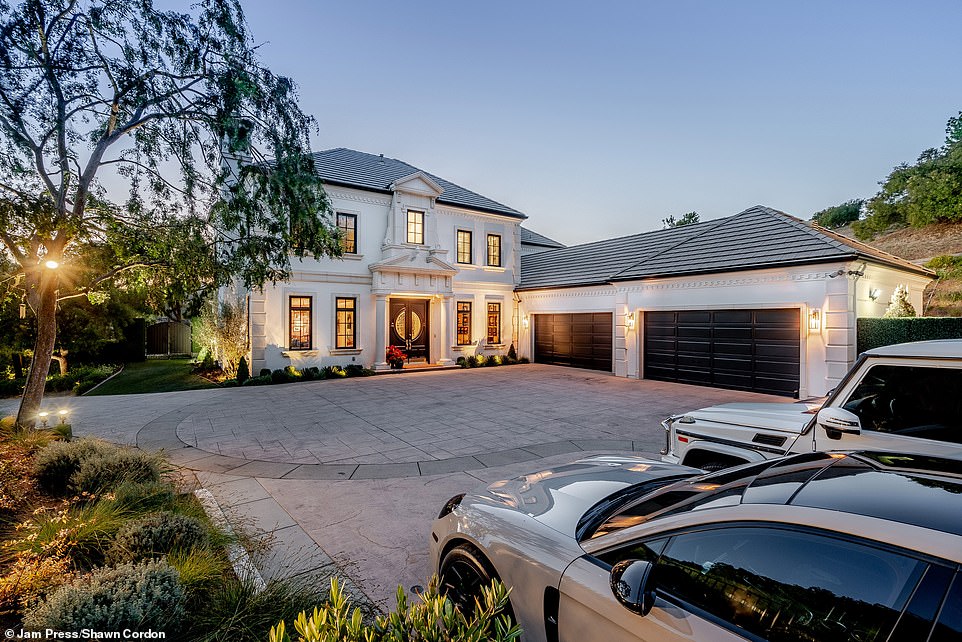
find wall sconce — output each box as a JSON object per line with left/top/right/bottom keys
{"left": 626, "top": 312, "right": 636, "bottom": 331}
{"left": 868, "top": 288, "right": 881, "bottom": 302}
{"left": 808, "top": 308, "right": 821, "bottom": 333}
{"left": 521, "top": 315, "right": 529, "bottom": 329}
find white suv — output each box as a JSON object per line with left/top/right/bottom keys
{"left": 661, "top": 339, "right": 962, "bottom": 470}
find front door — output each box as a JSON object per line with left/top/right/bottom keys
{"left": 389, "top": 299, "right": 430, "bottom": 362}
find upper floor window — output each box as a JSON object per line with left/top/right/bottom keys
{"left": 457, "top": 302, "right": 472, "bottom": 345}
{"left": 407, "top": 210, "right": 424, "bottom": 244}
{"left": 335, "top": 297, "right": 356, "bottom": 349}
{"left": 289, "top": 296, "right": 312, "bottom": 350}
{"left": 487, "top": 234, "right": 501, "bottom": 267}
{"left": 337, "top": 213, "right": 357, "bottom": 254}
{"left": 487, "top": 302, "right": 501, "bottom": 344}
{"left": 457, "top": 230, "right": 472, "bottom": 264}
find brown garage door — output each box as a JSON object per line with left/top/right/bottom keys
{"left": 534, "top": 313, "right": 613, "bottom": 372}
{"left": 644, "top": 309, "right": 800, "bottom": 396}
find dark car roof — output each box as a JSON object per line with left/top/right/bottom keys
{"left": 592, "top": 451, "right": 962, "bottom": 541}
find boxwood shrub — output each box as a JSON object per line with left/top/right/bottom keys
{"left": 107, "top": 511, "right": 209, "bottom": 564}
{"left": 857, "top": 317, "right": 962, "bottom": 354}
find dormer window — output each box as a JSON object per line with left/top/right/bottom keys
{"left": 407, "top": 210, "right": 424, "bottom": 244}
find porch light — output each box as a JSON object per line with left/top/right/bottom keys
{"left": 38, "top": 411, "right": 49, "bottom": 428}
{"left": 626, "top": 312, "right": 636, "bottom": 331}
{"left": 522, "top": 315, "right": 529, "bottom": 329}
{"left": 808, "top": 308, "right": 821, "bottom": 333}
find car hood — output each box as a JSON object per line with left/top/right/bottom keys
{"left": 686, "top": 401, "right": 820, "bottom": 433}
{"left": 477, "top": 456, "right": 697, "bottom": 536}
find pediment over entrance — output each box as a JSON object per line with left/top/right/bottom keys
{"left": 389, "top": 171, "right": 444, "bottom": 198}
{"left": 369, "top": 247, "right": 457, "bottom": 295}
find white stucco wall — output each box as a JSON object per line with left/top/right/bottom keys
{"left": 248, "top": 185, "right": 521, "bottom": 373}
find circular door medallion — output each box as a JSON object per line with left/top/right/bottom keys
{"left": 410, "top": 311, "right": 423, "bottom": 341}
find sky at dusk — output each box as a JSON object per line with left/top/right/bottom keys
{"left": 215, "top": 1, "right": 961, "bottom": 245}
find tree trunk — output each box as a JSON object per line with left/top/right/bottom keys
{"left": 16, "top": 269, "right": 58, "bottom": 428}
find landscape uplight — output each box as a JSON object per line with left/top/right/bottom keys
{"left": 44, "top": 260, "right": 59, "bottom": 269}
{"left": 58, "top": 409, "right": 69, "bottom": 425}
{"left": 38, "top": 411, "right": 49, "bottom": 428}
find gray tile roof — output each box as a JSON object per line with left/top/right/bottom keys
{"left": 520, "top": 227, "right": 565, "bottom": 248}
{"left": 312, "top": 148, "right": 526, "bottom": 219}
{"left": 518, "top": 205, "right": 933, "bottom": 290}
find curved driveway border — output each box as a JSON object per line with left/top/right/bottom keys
{"left": 137, "top": 403, "right": 652, "bottom": 480}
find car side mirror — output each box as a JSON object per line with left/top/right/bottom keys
{"left": 817, "top": 407, "right": 862, "bottom": 435}
{"left": 610, "top": 559, "right": 655, "bottom": 616}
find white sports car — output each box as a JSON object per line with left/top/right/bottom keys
{"left": 430, "top": 452, "right": 962, "bottom": 642}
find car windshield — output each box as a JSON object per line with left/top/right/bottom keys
{"left": 583, "top": 454, "right": 834, "bottom": 540}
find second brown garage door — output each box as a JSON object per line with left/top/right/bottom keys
{"left": 534, "top": 313, "right": 613, "bottom": 372}
{"left": 644, "top": 309, "right": 800, "bottom": 396}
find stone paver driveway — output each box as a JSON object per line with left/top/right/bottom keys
{"left": 1, "top": 364, "right": 790, "bottom": 608}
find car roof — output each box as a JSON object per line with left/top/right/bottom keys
{"left": 864, "top": 339, "right": 962, "bottom": 359}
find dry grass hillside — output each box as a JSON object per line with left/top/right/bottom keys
{"left": 835, "top": 223, "right": 962, "bottom": 316}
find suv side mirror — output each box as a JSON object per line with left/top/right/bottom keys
{"left": 610, "top": 559, "right": 656, "bottom": 616}
{"left": 817, "top": 407, "right": 862, "bottom": 435}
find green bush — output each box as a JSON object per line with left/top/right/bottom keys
{"left": 471, "top": 355, "right": 486, "bottom": 368}
{"left": 271, "top": 368, "right": 298, "bottom": 384}
{"left": 857, "top": 317, "right": 962, "bottom": 354}
{"left": 269, "top": 576, "right": 520, "bottom": 642}
{"left": 344, "top": 364, "right": 374, "bottom": 377}
{"left": 201, "top": 351, "right": 216, "bottom": 370}
{"left": 518, "top": 357, "right": 530, "bottom": 364}
{"left": 107, "top": 511, "right": 209, "bottom": 564}
{"left": 507, "top": 344, "right": 517, "bottom": 361}
{"left": 812, "top": 199, "right": 863, "bottom": 229}
{"left": 323, "top": 365, "right": 347, "bottom": 378}
{"left": 242, "top": 374, "right": 272, "bottom": 386}
{"left": 111, "top": 480, "right": 177, "bottom": 513}
{"left": 484, "top": 355, "right": 502, "bottom": 367}
{"left": 300, "top": 366, "right": 322, "bottom": 381}
{"left": 0, "top": 377, "right": 23, "bottom": 396}
{"left": 456, "top": 356, "right": 467, "bottom": 368}
{"left": 259, "top": 368, "right": 271, "bottom": 377}
{"left": 23, "top": 560, "right": 185, "bottom": 634}
{"left": 236, "top": 356, "right": 251, "bottom": 384}
{"left": 69, "top": 447, "right": 162, "bottom": 495}
{"left": 34, "top": 439, "right": 118, "bottom": 495}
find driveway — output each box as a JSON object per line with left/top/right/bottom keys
{"left": 1, "top": 365, "right": 789, "bottom": 609}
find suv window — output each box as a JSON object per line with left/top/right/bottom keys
{"left": 841, "top": 365, "right": 962, "bottom": 441}
{"left": 654, "top": 526, "right": 926, "bottom": 642}
{"left": 932, "top": 572, "right": 962, "bottom": 642}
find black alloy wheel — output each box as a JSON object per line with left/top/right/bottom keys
{"left": 439, "top": 544, "right": 499, "bottom": 616}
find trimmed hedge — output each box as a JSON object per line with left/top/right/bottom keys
{"left": 857, "top": 317, "right": 962, "bottom": 354}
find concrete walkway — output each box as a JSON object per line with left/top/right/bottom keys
{"left": 1, "top": 365, "right": 788, "bottom": 609}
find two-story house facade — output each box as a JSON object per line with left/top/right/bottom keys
{"left": 247, "top": 148, "right": 526, "bottom": 373}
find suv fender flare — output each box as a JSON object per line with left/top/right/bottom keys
{"left": 681, "top": 442, "right": 771, "bottom": 467}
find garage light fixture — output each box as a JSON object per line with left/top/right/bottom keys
{"left": 868, "top": 288, "right": 881, "bottom": 302}
{"left": 808, "top": 308, "right": 821, "bottom": 333}
{"left": 626, "top": 312, "right": 636, "bottom": 331}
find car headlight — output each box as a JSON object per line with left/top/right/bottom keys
{"left": 438, "top": 493, "right": 465, "bottom": 519}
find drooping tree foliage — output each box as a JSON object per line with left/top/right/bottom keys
{"left": 855, "top": 112, "right": 962, "bottom": 239}
{"left": 811, "top": 199, "right": 863, "bottom": 229}
{"left": 0, "top": 0, "right": 342, "bottom": 426}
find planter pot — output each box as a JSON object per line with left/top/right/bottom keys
{"left": 390, "top": 360, "right": 404, "bottom": 370}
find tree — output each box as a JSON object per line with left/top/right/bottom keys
{"left": 855, "top": 111, "right": 962, "bottom": 239}
{"left": 662, "top": 211, "right": 700, "bottom": 229}
{"left": 194, "top": 296, "right": 247, "bottom": 378}
{"left": 0, "top": 0, "right": 342, "bottom": 426}
{"left": 812, "top": 199, "right": 863, "bottom": 229}
{"left": 883, "top": 284, "right": 917, "bottom": 318}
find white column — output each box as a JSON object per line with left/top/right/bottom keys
{"left": 438, "top": 295, "right": 454, "bottom": 365}
{"left": 374, "top": 294, "right": 389, "bottom": 371}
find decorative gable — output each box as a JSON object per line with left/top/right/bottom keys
{"left": 389, "top": 171, "right": 444, "bottom": 199}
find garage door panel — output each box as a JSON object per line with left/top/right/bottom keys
{"left": 644, "top": 308, "right": 799, "bottom": 397}
{"left": 534, "top": 313, "right": 612, "bottom": 372}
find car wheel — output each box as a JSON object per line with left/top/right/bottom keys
{"left": 439, "top": 544, "right": 510, "bottom": 619}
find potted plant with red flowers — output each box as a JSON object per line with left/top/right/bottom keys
{"left": 386, "top": 345, "right": 406, "bottom": 369}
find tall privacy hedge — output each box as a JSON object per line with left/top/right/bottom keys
{"left": 857, "top": 317, "right": 962, "bottom": 354}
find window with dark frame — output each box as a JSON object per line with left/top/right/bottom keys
{"left": 457, "top": 302, "right": 472, "bottom": 345}
{"left": 487, "top": 302, "right": 501, "bottom": 344}
{"left": 457, "top": 230, "right": 472, "bottom": 264}
{"left": 337, "top": 213, "right": 357, "bottom": 254}
{"left": 335, "top": 297, "right": 356, "bottom": 349}
{"left": 289, "top": 296, "right": 312, "bottom": 350}
{"left": 487, "top": 234, "right": 501, "bottom": 267}
{"left": 407, "top": 210, "right": 424, "bottom": 244}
